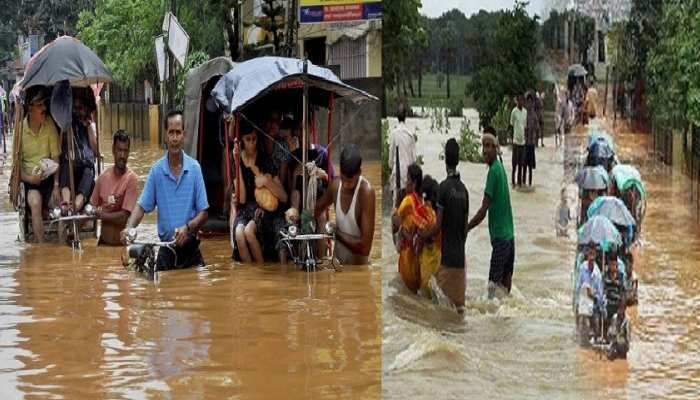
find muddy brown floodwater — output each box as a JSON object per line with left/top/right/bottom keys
{"left": 382, "top": 113, "right": 700, "bottom": 400}
{"left": 0, "top": 134, "right": 381, "bottom": 399}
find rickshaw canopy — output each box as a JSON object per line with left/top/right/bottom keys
{"left": 576, "top": 166, "right": 609, "bottom": 190}
{"left": 211, "top": 56, "right": 377, "bottom": 114}
{"left": 612, "top": 164, "right": 646, "bottom": 198}
{"left": 587, "top": 196, "right": 636, "bottom": 244}
{"left": 578, "top": 215, "right": 623, "bottom": 252}
{"left": 183, "top": 57, "right": 236, "bottom": 158}
{"left": 587, "top": 130, "right": 615, "bottom": 152}
{"left": 20, "top": 36, "right": 113, "bottom": 90}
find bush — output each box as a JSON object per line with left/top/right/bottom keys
{"left": 491, "top": 96, "right": 512, "bottom": 146}
{"left": 458, "top": 119, "right": 484, "bottom": 163}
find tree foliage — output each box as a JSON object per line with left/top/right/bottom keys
{"left": 467, "top": 1, "right": 539, "bottom": 126}
{"left": 646, "top": 0, "right": 700, "bottom": 129}
{"left": 383, "top": 0, "right": 424, "bottom": 94}
{"left": 0, "top": 0, "right": 94, "bottom": 63}
{"left": 77, "top": 0, "right": 163, "bottom": 86}
{"left": 77, "top": 0, "right": 233, "bottom": 89}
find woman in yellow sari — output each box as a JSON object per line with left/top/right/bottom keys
{"left": 392, "top": 164, "right": 439, "bottom": 293}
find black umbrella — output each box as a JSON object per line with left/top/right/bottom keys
{"left": 50, "top": 80, "right": 73, "bottom": 132}
{"left": 21, "top": 36, "right": 112, "bottom": 90}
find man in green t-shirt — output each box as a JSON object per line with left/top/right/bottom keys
{"left": 467, "top": 126, "right": 515, "bottom": 298}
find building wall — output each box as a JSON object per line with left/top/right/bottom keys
{"left": 367, "top": 30, "right": 382, "bottom": 78}
{"left": 296, "top": 21, "right": 382, "bottom": 160}
{"left": 311, "top": 77, "right": 382, "bottom": 162}
{"left": 297, "top": 21, "right": 382, "bottom": 78}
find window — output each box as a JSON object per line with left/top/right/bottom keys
{"left": 328, "top": 35, "right": 367, "bottom": 80}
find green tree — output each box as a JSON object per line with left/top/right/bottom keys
{"left": 78, "top": 0, "right": 236, "bottom": 87}
{"left": 467, "top": 1, "right": 539, "bottom": 126}
{"left": 77, "top": 0, "right": 163, "bottom": 86}
{"left": 414, "top": 16, "right": 429, "bottom": 97}
{"left": 0, "top": 0, "right": 94, "bottom": 62}
{"left": 646, "top": 0, "right": 700, "bottom": 131}
{"left": 439, "top": 20, "right": 457, "bottom": 98}
{"left": 383, "top": 0, "right": 423, "bottom": 97}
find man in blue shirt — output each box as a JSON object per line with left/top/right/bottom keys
{"left": 121, "top": 110, "right": 209, "bottom": 269}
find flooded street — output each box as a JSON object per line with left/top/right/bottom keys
{"left": 0, "top": 135, "right": 381, "bottom": 399}
{"left": 382, "top": 112, "right": 700, "bottom": 399}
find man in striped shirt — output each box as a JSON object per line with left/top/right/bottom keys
{"left": 603, "top": 255, "right": 626, "bottom": 338}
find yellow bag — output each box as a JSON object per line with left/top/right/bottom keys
{"left": 244, "top": 154, "right": 279, "bottom": 212}
{"left": 255, "top": 184, "right": 278, "bottom": 212}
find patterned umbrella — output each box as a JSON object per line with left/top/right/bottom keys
{"left": 587, "top": 196, "right": 635, "bottom": 227}
{"left": 588, "top": 138, "right": 615, "bottom": 160}
{"left": 588, "top": 130, "right": 615, "bottom": 152}
{"left": 612, "top": 164, "right": 646, "bottom": 198}
{"left": 576, "top": 166, "right": 609, "bottom": 190}
{"left": 587, "top": 196, "right": 635, "bottom": 244}
{"left": 578, "top": 215, "right": 622, "bottom": 252}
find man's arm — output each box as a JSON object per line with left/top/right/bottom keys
{"left": 336, "top": 183, "right": 375, "bottom": 256}
{"left": 20, "top": 170, "right": 40, "bottom": 185}
{"left": 88, "top": 123, "right": 99, "bottom": 157}
{"left": 121, "top": 204, "right": 146, "bottom": 243}
{"left": 408, "top": 134, "right": 417, "bottom": 166}
{"left": 467, "top": 194, "right": 491, "bottom": 232}
{"left": 261, "top": 175, "right": 288, "bottom": 203}
{"left": 463, "top": 188, "right": 470, "bottom": 236}
{"left": 187, "top": 210, "right": 209, "bottom": 232}
{"left": 314, "top": 179, "right": 337, "bottom": 218}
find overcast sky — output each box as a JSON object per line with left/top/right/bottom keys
{"left": 420, "top": 0, "right": 549, "bottom": 19}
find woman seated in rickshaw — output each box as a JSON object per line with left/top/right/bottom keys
{"left": 231, "top": 121, "right": 288, "bottom": 263}
{"left": 58, "top": 88, "right": 98, "bottom": 215}
{"left": 19, "top": 86, "right": 62, "bottom": 243}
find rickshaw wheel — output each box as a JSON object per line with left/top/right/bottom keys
{"left": 17, "top": 182, "right": 27, "bottom": 241}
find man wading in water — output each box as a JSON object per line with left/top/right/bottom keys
{"left": 314, "top": 144, "right": 376, "bottom": 265}
{"left": 89, "top": 129, "right": 138, "bottom": 245}
{"left": 467, "top": 127, "right": 515, "bottom": 299}
{"left": 121, "top": 110, "right": 209, "bottom": 269}
{"left": 419, "top": 138, "right": 469, "bottom": 312}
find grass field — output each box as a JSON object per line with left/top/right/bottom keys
{"left": 386, "top": 73, "right": 474, "bottom": 116}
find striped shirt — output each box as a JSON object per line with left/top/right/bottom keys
{"left": 138, "top": 151, "right": 209, "bottom": 241}
{"left": 604, "top": 272, "right": 624, "bottom": 314}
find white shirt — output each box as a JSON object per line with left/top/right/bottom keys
{"left": 510, "top": 107, "right": 527, "bottom": 146}
{"left": 389, "top": 122, "right": 416, "bottom": 203}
